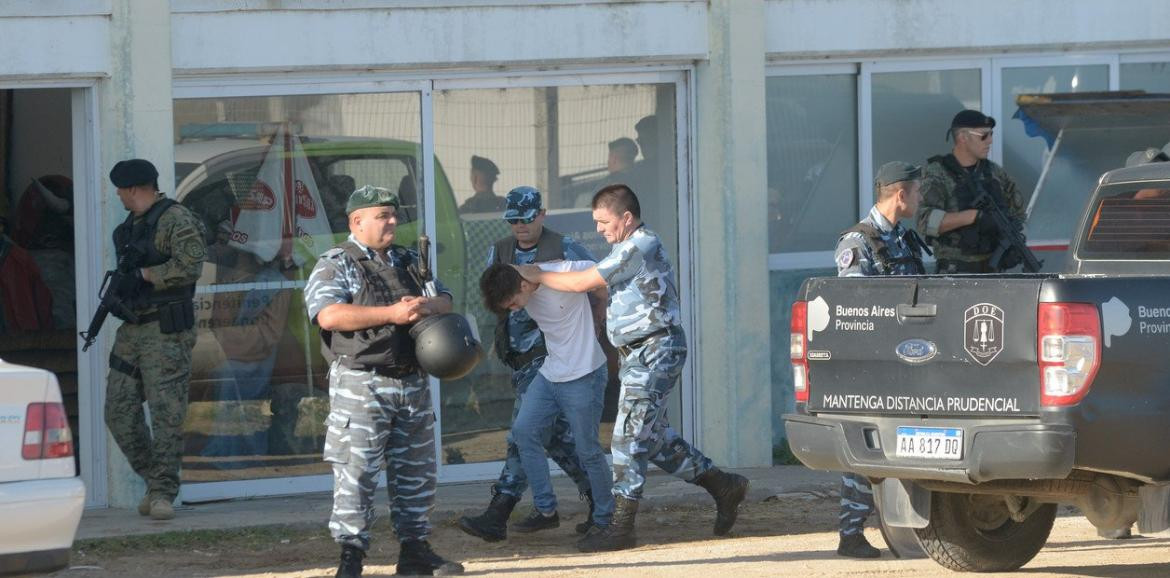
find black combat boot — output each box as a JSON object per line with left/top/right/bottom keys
{"left": 396, "top": 540, "right": 464, "bottom": 576}
{"left": 837, "top": 533, "right": 881, "bottom": 558}
{"left": 511, "top": 509, "right": 560, "bottom": 533}
{"left": 457, "top": 492, "right": 520, "bottom": 542}
{"left": 335, "top": 545, "right": 364, "bottom": 578}
{"left": 575, "top": 491, "right": 596, "bottom": 535}
{"left": 694, "top": 468, "right": 750, "bottom": 536}
{"left": 576, "top": 495, "right": 637, "bottom": 552}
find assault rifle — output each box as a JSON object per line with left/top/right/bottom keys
{"left": 972, "top": 190, "right": 1044, "bottom": 273}
{"left": 79, "top": 249, "right": 143, "bottom": 352}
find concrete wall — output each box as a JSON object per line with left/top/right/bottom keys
{"left": 171, "top": 1, "right": 708, "bottom": 72}
{"left": 765, "top": 0, "right": 1170, "bottom": 58}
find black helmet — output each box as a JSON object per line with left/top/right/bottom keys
{"left": 410, "top": 313, "right": 483, "bottom": 380}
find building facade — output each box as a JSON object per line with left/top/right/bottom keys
{"left": 0, "top": 0, "right": 1165, "bottom": 508}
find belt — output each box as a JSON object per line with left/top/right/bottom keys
{"left": 109, "top": 353, "right": 142, "bottom": 379}
{"left": 125, "top": 311, "right": 159, "bottom": 325}
{"left": 367, "top": 365, "right": 424, "bottom": 379}
{"left": 616, "top": 327, "right": 673, "bottom": 358}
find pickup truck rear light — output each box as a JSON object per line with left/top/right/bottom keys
{"left": 791, "top": 300, "right": 809, "bottom": 402}
{"left": 22, "top": 402, "right": 74, "bottom": 460}
{"left": 1038, "top": 302, "right": 1101, "bottom": 407}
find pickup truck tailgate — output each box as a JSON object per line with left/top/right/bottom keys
{"left": 801, "top": 276, "right": 1045, "bottom": 416}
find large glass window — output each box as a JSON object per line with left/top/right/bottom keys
{"left": 1000, "top": 64, "right": 1109, "bottom": 239}
{"left": 765, "top": 74, "right": 858, "bottom": 254}
{"left": 1121, "top": 61, "right": 1170, "bottom": 92}
{"left": 433, "top": 83, "right": 679, "bottom": 466}
{"left": 872, "top": 69, "right": 982, "bottom": 204}
{"left": 173, "top": 93, "right": 423, "bottom": 483}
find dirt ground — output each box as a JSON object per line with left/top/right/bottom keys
{"left": 62, "top": 494, "right": 1170, "bottom": 577}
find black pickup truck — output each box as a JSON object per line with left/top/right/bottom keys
{"left": 783, "top": 162, "right": 1170, "bottom": 572}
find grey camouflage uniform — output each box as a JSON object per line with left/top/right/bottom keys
{"left": 597, "top": 225, "right": 713, "bottom": 500}
{"left": 916, "top": 156, "right": 1024, "bottom": 272}
{"left": 484, "top": 236, "right": 595, "bottom": 499}
{"left": 305, "top": 235, "right": 451, "bottom": 550}
{"left": 105, "top": 197, "right": 206, "bottom": 504}
{"left": 834, "top": 205, "right": 925, "bottom": 536}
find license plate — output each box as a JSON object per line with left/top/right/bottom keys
{"left": 895, "top": 426, "right": 963, "bottom": 459}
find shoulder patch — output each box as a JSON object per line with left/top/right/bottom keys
{"left": 836, "top": 248, "right": 855, "bottom": 269}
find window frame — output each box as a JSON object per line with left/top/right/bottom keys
{"left": 172, "top": 66, "right": 696, "bottom": 497}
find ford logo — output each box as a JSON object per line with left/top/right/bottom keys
{"left": 896, "top": 339, "right": 937, "bottom": 364}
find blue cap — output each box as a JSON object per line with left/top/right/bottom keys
{"left": 503, "top": 186, "right": 542, "bottom": 221}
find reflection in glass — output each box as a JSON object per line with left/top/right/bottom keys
{"left": 433, "top": 84, "right": 679, "bottom": 466}
{"left": 173, "top": 93, "right": 423, "bottom": 482}
{"left": 765, "top": 75, "right": 858, "bottom": 253}
{"left": 1122, "top": 62, "right": 1170, "bottom": 93}
{"left": 872, "top": 69, "right": 981, "bottom": 206}
{"left": 1000, "top": 65, "right": 1108, "bottom": 213}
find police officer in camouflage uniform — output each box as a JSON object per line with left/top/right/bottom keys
{"left": 104, "top": 159, "right": 206, "bottom": 521}
{"left": 917, "top": 110, "right": 1027, "bottom": 273}
{"left": 833, "top": 161, "right": 929, "bottom": 557}
{"left": 520, "top": 184, "right": 750, "bottom": 553}
{"left": 305, "top": 185, "right": 463, "bottom": 577}
{"left": 458, "top": 186, "right": 599, "bottom": 542}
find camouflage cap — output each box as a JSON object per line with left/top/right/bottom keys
{"left": 109, "top": 158, "right": 159, "bottom": 188}
{"left": 345, "top": 185, "right": 399, "bottom": 215}
{"left": 1126, "top": 147, "right": 1170, "bottom": 168}
{"left": 874, "top": 161, "right": 923, "bottom": 188}
{"left": 503, "top": 186, "right": 542, "bottom": 221}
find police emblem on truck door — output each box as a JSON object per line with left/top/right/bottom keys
{"left": 964, "top": 303, "right": 1004, "bottom": 366}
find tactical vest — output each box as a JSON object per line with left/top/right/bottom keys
{"left": 490, "top": 227, "right": 565, "bottom": 370}
{"left": 321, "top": 242, "right": 424, "bottom": 375}
{"left": 111, "top": 198, "right": 197, "bottom": 321}
{"left": 841, "top": 223, "right": 926, "bottom": 275}
{"left": 927, "top": 154, "right": 1009, "bottom": 254}
{"left": 491, "top": 227, "right": 565, "bottom": 265}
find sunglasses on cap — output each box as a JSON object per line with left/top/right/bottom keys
{"left": 963, "top": 129, "right": 993, "bottom": 141}
{"left": 506, "top": 215, "right": 538, "bottom": 225}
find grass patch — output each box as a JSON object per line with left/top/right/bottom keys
{"left": 73, "top": 522, "right": 328, "bottom": 558}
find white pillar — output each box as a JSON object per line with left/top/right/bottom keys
{"left": 692, "top": 0, "right": 772, "bottom": 467}
{"left": 102, "top": 0, "right": 175, "bottom": 509}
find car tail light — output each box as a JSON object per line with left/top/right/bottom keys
{"left": 22, "top": 403, "right": 74, "bottom": 460}
{"left": 791, "top": 300, "right": 810, "bottom": 402}
{"left": 1038, "top": 302, "right": 1101, "bottom": 407}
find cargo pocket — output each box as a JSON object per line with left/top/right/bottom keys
{"left": 323, "top": 413, "right": 351, "bottom": 464}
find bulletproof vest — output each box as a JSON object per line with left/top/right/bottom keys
{"left": 490, "top": 227, "right": 565, "bottom": 370}
{"left": 491, "top": 227, "right": 565, "bottom": 265}
{"left": 928, "top": 154, "right": 1009, "bottom": 254}
{"left": 113, "top": 198, "right": 176, "bottom": 269}
{"left": 110, "top": 198, "right": 197, "bottom": 314}
{"left": 321, "top": 242, "right": 424, "bottom": 373}
{"left": 842, "top": 223, "right": 926, "bottom": 276}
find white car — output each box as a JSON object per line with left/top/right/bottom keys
{"left": 0, "top": 359, "right": 85, "bottom": 575}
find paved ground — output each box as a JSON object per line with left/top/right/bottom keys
{"left": 67, "top": 466, "right": 1170, "bottom": 577}
{"left": 77, "top": 465, "right": 836, "bottom": 540}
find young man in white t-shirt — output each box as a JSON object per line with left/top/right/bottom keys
{"left": 480, "top": 261, "right": 615, "bottom": 536}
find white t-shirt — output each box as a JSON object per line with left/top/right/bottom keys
{"left": 525, "top": 260, "right": 607, "bottom": 382}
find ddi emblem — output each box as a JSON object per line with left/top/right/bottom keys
{"left": 964, "top": 303, "right": 1004, "bottom": 366}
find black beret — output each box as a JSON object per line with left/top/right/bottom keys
{"left": 471, "top": 155, "right": 499, "bottom": 176}
{"left": 109, "top": 159, "right": 159, "bottom": 188}
{"left": 950, "top": 109, "right": 996, "bottom": 130}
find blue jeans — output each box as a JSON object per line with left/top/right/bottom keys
{"left": 512, "top": 364, "right": 615, "bottom": 527}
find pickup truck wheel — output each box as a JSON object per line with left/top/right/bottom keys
{"left": 915, "top": 492, "right": 1056, "bottom": 572}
